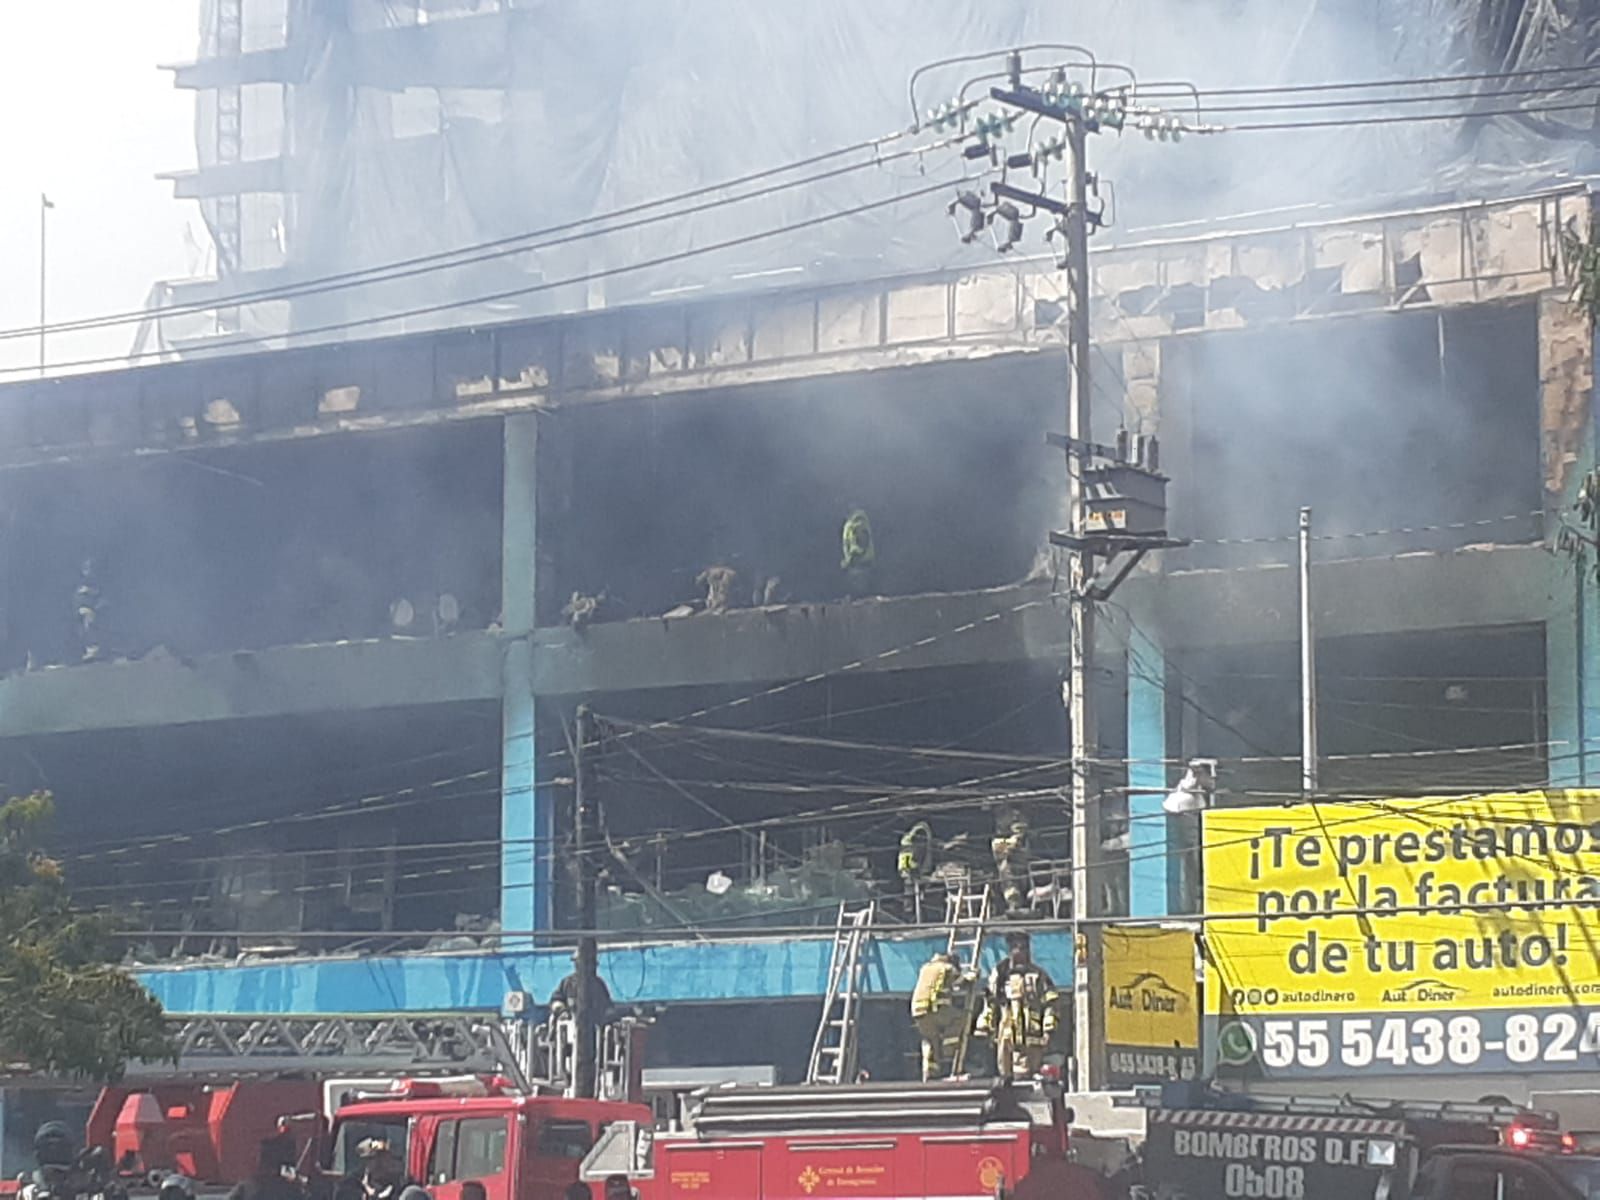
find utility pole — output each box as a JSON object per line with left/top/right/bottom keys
{"left": 949, "top": 48, "right": 1198, "bottom": 1093}
{"left": 572, "top": 704, "right": 599, "bottom": 1099}
{"left": 1299, "top": 507, "right": 1319, "bottom": 795}
{"left": 1060, "top": 114, "right": 1107, "bottom": 1095}
{"left": 38, "top": 194, "right": 53, "bottom": 377}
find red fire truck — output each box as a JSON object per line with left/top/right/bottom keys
{"left": 325, "top": 1077, "right": 652, "bottom": 1200}
{"left": 4, "top": 1012, "right": 635, "bottom": 1198}
{"left": 576, "top": 1078, "right": 1104, "bottom": 1200}
{"left": 89, "top": 1080, "right": 322, "bottom": 1189}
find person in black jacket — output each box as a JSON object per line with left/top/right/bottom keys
{"left": 549, "top": 958, "right": 614, "bottom": 1020}
{"left": 226, "top": 1135, "right": 304, "bottom": 1200}
{"left": 334, "top": 1141, "right": 427, "bottom": 1200}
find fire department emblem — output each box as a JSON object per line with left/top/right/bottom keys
{"left": 798, "top": 1166, "right": 821, "bottom": 1195}
{"left": 977, "top": 1157, "right": 1005, "bottom": 1192}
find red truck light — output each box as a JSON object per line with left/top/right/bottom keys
{"left": 1504, "top": 1125, "right": 1571, "bottom": 1152}
{"left": 384, "top": 1076, "right": 502, "bottom": 1101}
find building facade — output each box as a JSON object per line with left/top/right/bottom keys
{"left": 3, "top": 182, "right": 1591, "bottom": 1085}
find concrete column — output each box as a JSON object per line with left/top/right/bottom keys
{"left": 501, "top": 413, "right": 550, "bottom": 939}
{"left": 1126, "top": 644, "right": 1171, "bottom": 917}
{"left": 1541, "top": 291, "right": 1600, "bottom": 786}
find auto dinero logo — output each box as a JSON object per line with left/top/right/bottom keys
{"left": 1380, "top": 977, "right": 1464, "bottom": 1004}
{"left": 1109, "top": 971, "right": 1189, "bottom": 1014}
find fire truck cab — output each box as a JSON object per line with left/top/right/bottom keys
{"left": 327, "top": 1079, "right": 651, "bottom": 1200}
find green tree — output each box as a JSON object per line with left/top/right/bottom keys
{"left": 0, "top": 792, "right": 172, "bottom": 1079}
{"left": 1561, "top": 221, "right": 1600, "bottom": 325}
{"left": 1558, "top": 466, "right": 1600, "bottom": 583}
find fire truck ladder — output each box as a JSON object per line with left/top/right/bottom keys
{"left": 944, "top": 882, "right": 992, "bottom": 1076}
{"left": 806, "top": 901, "right": 876, "bottom": 1085}
{"left": 137, "top": 1013, "right": 534, "bottom": 1093}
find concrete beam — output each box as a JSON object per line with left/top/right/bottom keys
{"left": 158, "top": 159, "right": 286, "bottom": 200}
{"left": 0, "top": 586, "right": 1062, "bottom": 739}
{"left": 1132, "top": 542, "right": 1552, "bottom": 650}
{"left": 4, "top": 187, "right": 1575, "bottom": 468}
{"left": 0, "top": 543, "right": 1546, "bottom": 739}
{"left": 531, "top": 583, "right": 1067, "bottom": 696}
{"left": 165, "top": 48, "right": 297, "bottom": 89}
{"left": 0, "top": 634, "right": 503, "bottom": 737}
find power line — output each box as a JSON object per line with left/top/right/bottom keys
{"left": 4, "top": 171, "right": 980, "bottom": 378}
{"left": 1138, "top": 62, "right": 1600, "bottom": 99}
{"left": 27, "top": 90, "right": 1583, "bottom": 371}
{"left": 546, "top": 591, "right": 1055, "bottom": 766}
{"left": 97, "top": 888, "right": 1600, "bottom": 945}
{"left": 87, "top": 770, "right": 1596, "bottom": 929}
{"left": 15, "top": 67, "right": 1591, "bottom": 348}
{"left": 0, "top": 128, "right": 928, "bottom": 344}
{"left": 602, "top": 714, "right": 1063, "bottom": 768}
{"left": 1223, "top": 96, "right": 1600, "bottom": 133}
{"left": 74, "top": 744, "right": 1575, "bottom": 887}
{"left": 1175, "top": 510, "right": 1545, "bottom": 547}
{"left": 1189, "top": 78, "right": 1600, "bottom": 114}
{"left": 57, "top": 589, "right": 1061, "bottom": 868}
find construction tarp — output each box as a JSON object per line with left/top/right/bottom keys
{"left": 187, "top": 0, "right": 1600, "bottom": 343}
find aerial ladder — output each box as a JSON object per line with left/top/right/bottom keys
{"left": 944, "top": 882, "right": 993, "bottom": 1076}
{"left": 806, "top": 901, "right": 877, "bottom": 1084}
{"left": 151, "top": 1011, "right": 647, "bottom": 1102}
{"left": 148, "top": 1012, "right": 537, "bottom": 1091}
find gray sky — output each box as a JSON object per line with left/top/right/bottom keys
{"left": 0, "top": 2, "right": 202, "bottom": 378}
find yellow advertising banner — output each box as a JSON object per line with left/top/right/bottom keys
{"left": 1202, "top": 790, "right": 1600, "bottom": 1078}
{"left": 1103, "top": 924, "right": 1199, "bottom": 1083}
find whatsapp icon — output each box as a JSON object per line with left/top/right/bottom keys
{"left": 1217, "top": 1020, "right": 1257, "bottom": 1067}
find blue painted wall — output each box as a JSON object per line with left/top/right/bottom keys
{"left": 1126, "top": 649, "right": 1171, "bottom": 917}
{"left": 501, "top": 414, "right": 552, "bottom": 936}
{"left": 138, "top": 931, "right": 1073, "bottom": 1014}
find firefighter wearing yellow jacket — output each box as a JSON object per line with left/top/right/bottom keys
{"left": 977, "top": 932, "right": 1059, "bottom": 1080}
{"left": 841, "top": 508, "right": 874, "bottom": 571}
{"left": 898, "top": 821, "right": 932, "bottom": 889}
{"left": 910, "top": 951, "right": 967, "bottom": 1081}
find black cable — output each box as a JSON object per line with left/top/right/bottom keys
{"left": 603, "top": 714, "right": 1062, "bottom": 767}
{"left": 1226, "top": 96, "right": 1600, "bottom": 132}
{"left": 0, "top": 128, "right": 925, "bottom": 343}
{"left": 1189, "top": 78, "right": 1600, "bottom": 114}
{"left": 18, "top": 65, "right": 1596, "bottom": 345}
{"left": 4, "top": 173, "right": 976, "bottom": 377}
{"left": 1139, "top": 62, "right": 1600, "bottom": 99}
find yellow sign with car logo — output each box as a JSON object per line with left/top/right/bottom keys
{"left": 1203, "top": 790, "right": 1600, "bottom": 1079}
{"left": 1103, "top": 924, "right": 1198, "bottom": 1083}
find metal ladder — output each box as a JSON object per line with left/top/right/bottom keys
{"left": 147, "top": 1013, "right": 535, "bottom": 1091}
{"left": 944, "top": 883, "right": 993, "bottom": 1076}
{"left": 806, "top": 901, "right": 876, "bottom": 1084}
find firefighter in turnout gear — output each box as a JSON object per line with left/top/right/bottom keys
{"left": 74, "top": 559, "right": 102, "bottom": 663}
{"left": 897, "top": 820, "right": 933, "bottom": 919}
{"left": 841, "top": 509, "right": 874, "bottom": 571}
{"left": 910, "top": 950, "right": 967, "bottom": 1081}
{"left": 991, "top": 816, "right": 1030, "bottom": 915}
{"left": 977, "top": 932, "right": 1058, "bottom": 1080}
{"left": 897, "top": 821, "right": 932, "bottom": 885}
